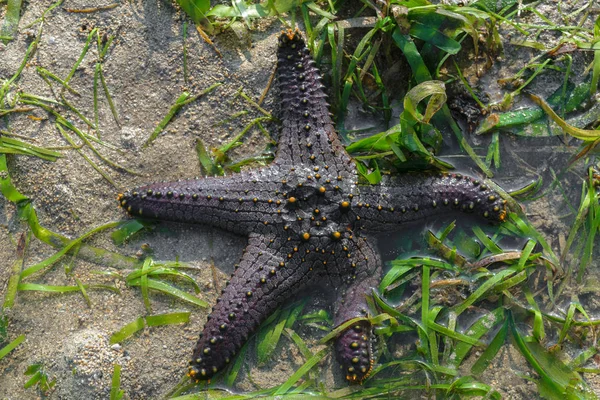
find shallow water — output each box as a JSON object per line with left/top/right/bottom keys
{"left": 0, "top": 1, "right": 599, "bottom": 399}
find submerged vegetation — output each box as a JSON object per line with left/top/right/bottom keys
{"left": 0, "top": 0, "right": 599, "bottom": 398}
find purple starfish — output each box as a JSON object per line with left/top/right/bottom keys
{"left": 117, "top": 29, "right": 507, "bottom": 383}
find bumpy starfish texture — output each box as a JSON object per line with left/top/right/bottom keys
{"left": 117, "top": 29, "right": 507, "bottom": 384}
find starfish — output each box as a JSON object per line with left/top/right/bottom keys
{"left": 117, "top": 29, "right": 507, "bottom": 384}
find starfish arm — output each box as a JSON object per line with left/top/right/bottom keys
{"left": 333, "top": 235, "right": 382, "bottom": 383}
{"left": 354, "top": 172, "right": 508, "bottom": 232}
{"left": 188, "top": 233, "right": 314, "bottom": 381}
{"left": 117, "top": 168, "right": 286, "bottom": 236}
{"left": 274, "top": 30, "right": 354, "bottom": 177}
